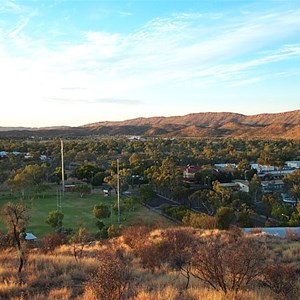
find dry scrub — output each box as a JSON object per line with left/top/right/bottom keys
{"left": 0, "top": 228, "right": 299, "bottom": 299}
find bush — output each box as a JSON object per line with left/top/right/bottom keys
{"left": 107, "top": 224, "right": 121, "bottom": 238}
{"left": 160, "top": 204, "right": 188, "bottom": 221}
{"left": 39, "top": 232, "right": 66, "bottom": 253}
{"left": 95, "top": 226, "right": 109, "bottom": 240}
{"left": 93, "top": 204, "right": 110, "bottom": 219}
{"left": 46, "top": 210, "right": 64, "bottom": 231}
{"left": 215, "top": 206, "right": 235, "bottom": 229}
{"left": 192, "top": 231, "right": 266, "bottom": 295}
{"left": 122, "top": 225, "right": 151, "bottom": 250}
{"left": 84, "top": 249, "right": 134, "bottom": 300}
{"left": 262, "top": 263, "right": 298, "bottom": 298}
{"left": 182, "top": 211, "right": 217, "bottom": 229}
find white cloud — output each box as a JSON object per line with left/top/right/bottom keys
{"left": 0, "top": 0, "right": 23, "bottom": 14}
{"left": 226, "top": 77, "right": 261, "bottom": 87}
{"left": 1, "top": 3, "right": 300, "bottom": 126}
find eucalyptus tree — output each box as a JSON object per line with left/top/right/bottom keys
{"left": 7, "top": 164, "right": 49, "bottom": 198}
{"left": 1, "top": 202, "right": 29, "bottom": 272}
{"left": 283, "top": 169, "right": 300, "bottom": 206}
{"left": 155, "top": 157, "right": 182, "bottom": 197}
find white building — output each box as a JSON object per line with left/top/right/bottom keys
{"left": 285, "top": 161, "right": 300, "bottom": 169}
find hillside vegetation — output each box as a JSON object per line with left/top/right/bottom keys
{"left": 0, "top": 227, "right": 299, "bottom": 300}
{"left": 1, "top": 109, "right": 300, "bottom": 138}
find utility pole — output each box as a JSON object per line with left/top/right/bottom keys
{"left": 57, "top": 189, "right": 62, "bottom": 212}
{"left": 117, "top": 158, "right": 120, "bottom": 224}
{"left": 60, "top": 139, "right": 65, "bottom": 198}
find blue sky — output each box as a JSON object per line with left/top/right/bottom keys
{"left": 1, "top": 0, "right": 300, "bottom": 127}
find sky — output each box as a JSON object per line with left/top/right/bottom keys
{"left": 1, "top": 0, "right": 300, "bottom": 127}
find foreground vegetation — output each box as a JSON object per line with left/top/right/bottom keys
{"left": 0, "top": 227, "right": 299, "bottom": 300}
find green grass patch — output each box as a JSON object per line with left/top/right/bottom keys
{"left": 0, "top": 186, "right": 174, "bottom": 237}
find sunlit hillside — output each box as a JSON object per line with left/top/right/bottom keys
{"left": 0, "top": 227, "right": 299, "bottom": 300}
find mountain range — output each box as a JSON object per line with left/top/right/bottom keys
{"left": 1, "top": 110, "right": 300, "bottom": 139}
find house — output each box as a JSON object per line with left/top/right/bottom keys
{"left": 257, "top": 169, "right": 294, "bottom": 179}
{"left": 214, "top": 163, "right": 236, "bottom": 170}
{"left": 180, "top": 165, "right": 202, "bottom": 182}
{"left": 219, "top": 180, "right": 249, "bottom": 193}
{"left": 0, "top": 151, "right": 8, "bottom": 157}
{"left": 285, "top": 161, "right": 300, "bottom": 169}
{"left": 233, "top": 180, "right": 250, "bottom": 193}
{"left": 281, "top": 193, "right": 298, "bottom": 204}
{"left": 25, "top": 232, "right": 37, "bottom": 241}
{"left": 261, "top": 180, "right": 284, "bottom": 193}
{"left": 219, "top": 182, "right": 241, "bottom": 191}
{"left": 250, "top": 164, "right": 275, "bottom": 172}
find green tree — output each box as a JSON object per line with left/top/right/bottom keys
{"left": 236, "top": 210, "right": 253, "bottom": 227}
{"left": 93, "top": 204, "right": 110, "bottom": 219}
{"left": 262, "top": 193, "right": 279, "bottom": 219}
{"left": 249, "top": 174, "right": 261, "bottom": 202}
{"left": 172, "top": 186, "right": 190, "bottom": 205}
{"left": 284, "top": 169, "right": 300, "bottom": 205}
{"left": 73, "top": 164, "right": 104, "bottom": 184}
{"left": 74, "top": 184, "right": 91, "bottom": 198}
{"left": 139, "top": 185, "right": 156, "bottom": 204}
{"left": 207, "top": 181, "right": 232, "bottom": 211}
{"left": 189, "top": 190, "right": 216, "bottom": 215}
{"left": 216, "top": 206, "right": 235, "bottom": 229}
{"left": 271, "top": 204, "right": 293, "bottom": 224}
{"left": 288, "top": 203, "right": 300, "bottom": 226}
{"left": 46, "top": 210, "right": 64, "bottom": 231}
{"left": 7, "top": 164, "right": 48, "bottom": 198}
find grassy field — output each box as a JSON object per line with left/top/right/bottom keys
{"left": 0, "top": 186, "right": 174, "bottom": 236}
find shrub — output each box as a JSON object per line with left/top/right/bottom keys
{"left": 107, "top": 224, "right": 121, "bottom": 238}
{"left": 215, "top": 206, "right": 235, "bottom": 229}
{"left": 262, "top": 263, "right": 298, "bottom": 298}
{"left": 46, "top": 210, "right": 64, "bottom": 231}
{"left": 182, "top": 211, "right": 217, "bottom": 229}
{"left": 191, "top": 231, "right": 266, "bottom": 295}
{"left": 160, "top": 228, "right": 196, "bottom": 289}
{"left": 122, "top": 225, "right": 151, "bottom": 250}
{"left": 39, "top": 232, "right": 66, "bottom": 254}
{"left": 93, "top": 204, "right": 110, "bottom": 219}
{"left": 84, "top": 249, "right": 134, "bottom": 300}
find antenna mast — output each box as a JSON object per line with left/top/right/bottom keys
{"left": 61, "top": 139, "right": 65, "bottom": 198}
{"left": 117, "top": 158, "right": 120, "bottom": 224}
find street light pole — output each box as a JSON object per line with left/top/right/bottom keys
{"left": 60, "top": 139, "right": 65, "bottom": 198}
{"left": 117, "top": 158, "right": 120, "bottom": 224}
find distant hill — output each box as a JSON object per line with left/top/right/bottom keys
{"left": 1, "top": 110, "right": 300, "bottom": 139}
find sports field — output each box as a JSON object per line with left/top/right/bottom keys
{"left": 0, "top": 186, "right": 173, "bottom": 236}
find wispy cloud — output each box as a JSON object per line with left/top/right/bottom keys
{"left": 60, "top": 87, "right": 88, "bottom": 90}
{"left": 46, "top": 97, "right": 141, "bottom": 105}
{"left": 226, "top": 77, "right": 261, "bottom": 87}
{"left": 8, "top": 17, "right": 30, "bottom": 38}
{"left": 118, "top": 11, "right": 133, "bottom": 17}
{"left": 0, "top": 0, "right": 23, "bottom": 14}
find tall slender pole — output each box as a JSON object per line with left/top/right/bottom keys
{"left": 117, "top": 158, "right": 120, "bottom": 224}
{"left": 61, "top": 139, "right": 65, "bottom": 198}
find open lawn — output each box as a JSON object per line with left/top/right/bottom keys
{"left": 0, "top": 186, "right": 174, "bottom": 236}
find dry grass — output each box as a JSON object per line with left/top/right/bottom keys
{"left": 134, "top": 286, "right": 276, "bottom": 300}
{"left": 0, "top": 230, "right": 299, "bottom": 300}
